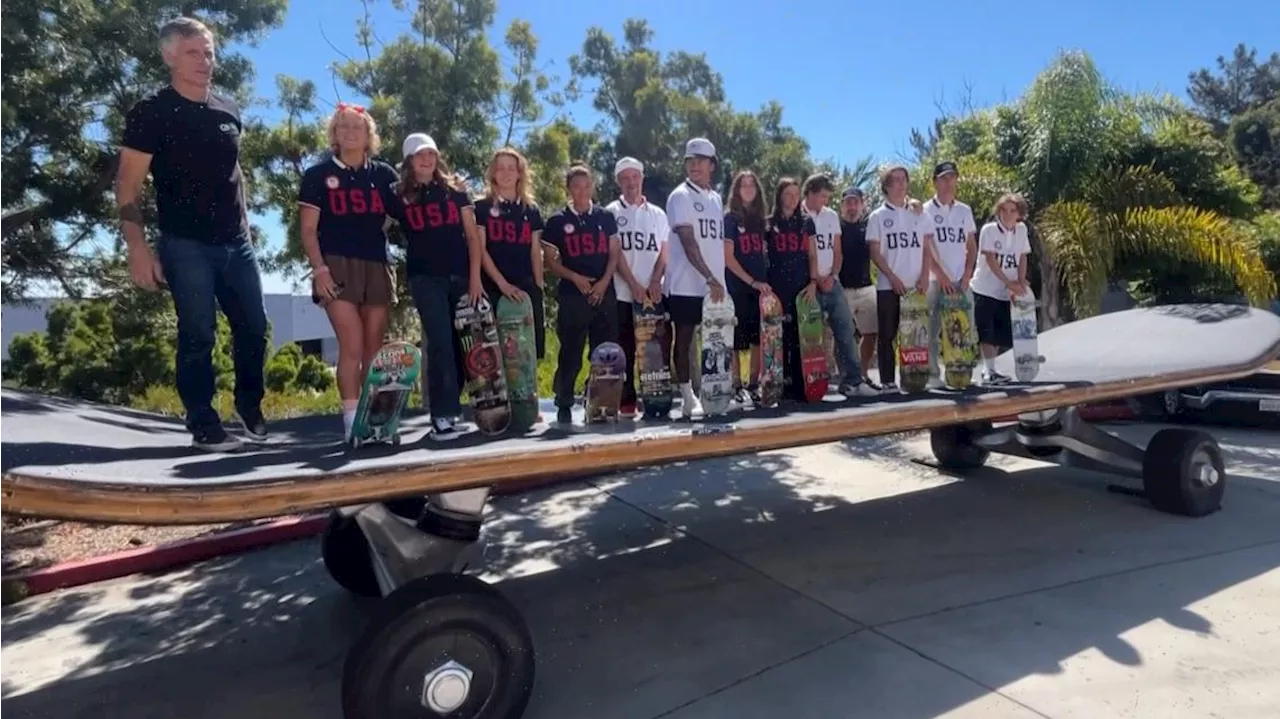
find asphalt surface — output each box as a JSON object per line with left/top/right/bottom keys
{"left": 3, "top": 421, "right": 1279, "bottom": 719}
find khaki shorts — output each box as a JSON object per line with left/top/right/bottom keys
{"left": 324, "top": 254, "right": 396, "bottom": 306}
{"left": 843, "top": 285, "right": 877, "bottom": 335}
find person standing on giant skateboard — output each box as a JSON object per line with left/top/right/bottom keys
{"left": 297, "top": 103, "right": 401, "bottom": 442}
{"left": 764, "top": 178, "right": 813, "bottom": 402}
{"left": 399, "top": 133, "right": 484, "bottom": 441}
{"left": 543, "top": 164, "right": 622, "bottom": 425}
{"left": 921, "top": 161, "right": 978, "bottom": 389}
{"left": 723, "top": 170, "right": 772, "bottom": 405}
{"left": 664, "top": 138, "right": 729, "bottom": 420}
{"left": 970, "top": 194, "right": 1031, "bottom": 386}
{"left": 115, "top": 17, "right": 268, "bottom": 453}
{"left": 865, "top": 165, "right": 934, "bottom": 391}
{"left": 605, "top": 157, "right": 668, "bottom": 419}
{"left": 838, "top": 187, "right": 880, "bottom": 388}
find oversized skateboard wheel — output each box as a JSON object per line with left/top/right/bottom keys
{"left": 1141, "top": 428, "right": 1225, "bottom": 517}
{"left": 321, "top": 499, "right": 429, "bottom": 598}
{"left": 929, "top": 422, "right": 991, "bottom": 471}
{"left": 342, "top": 573, "right": 535, "bottom": 719}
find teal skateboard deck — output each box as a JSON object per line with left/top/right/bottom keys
{"left": 454, "top": 296, "right": 511, "bottom": 436}
{"left": 496, "top": 294, "right": 539, "bottom": 432}
{"left": 349, "top": 341, "right": 422, "bottom": 449}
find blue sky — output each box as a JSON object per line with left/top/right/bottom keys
{"left": 232, "top": 0, "right": 1278, "bottom": 293}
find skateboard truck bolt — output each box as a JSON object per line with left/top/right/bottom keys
{"left": 421, "top": 659, "right": 473, "bottom": 713}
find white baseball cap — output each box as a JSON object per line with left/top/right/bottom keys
{"left": 684, "top": 137, "right": 716, "bottom": 159}
{"left": 614, "top": 156, "right": 644, "bottom": 176}
{"left": 402, "top": 133, "right": 438, "bottom": 159}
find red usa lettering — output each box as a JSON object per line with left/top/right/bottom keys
{"left": 900, "top": 348, "right": 929, "bottom": 364}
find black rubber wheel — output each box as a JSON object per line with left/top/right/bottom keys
{"left": 929, "top": 422, "right": 991, "bottom": 471}
{"left": 342, "top": 573, "right": 535, "bottom": 719}
{"left": 1141, "top": 428, "right": 1226, "bottom": 517}
{"left": 321, "top": 498, "right": 429, "bottom": 598}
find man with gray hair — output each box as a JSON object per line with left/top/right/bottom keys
{"left": 115, "top": 17, "right": 268, "bottom": 452}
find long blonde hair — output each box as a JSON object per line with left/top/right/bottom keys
{"left": 325, "top": 102, "right": 382, "bottom": 157}
{"left": 482, "top": 147, "right": 535, "bottom": 206}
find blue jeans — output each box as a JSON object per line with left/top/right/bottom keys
{"left": 818, "top": 281, "right": 862, "bottom": 383}
{"left": 409, "top": 274, "right": 464, "bottom": 418}
{"left": 156, "top": 234, "right": 268, "bottom": 434}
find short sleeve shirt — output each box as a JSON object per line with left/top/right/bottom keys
{"left": 924, "top": 197, "right": 978, "bottom": 282}
{"left": 765, "top": 209, "right": 810, "bottom": 292}
{"left": 838, "top": 218, "right": 872, "bottom": 289}
{"left": 970, "top": 221, "right": 1031, "bottom": 300}
{"left": 605, "top": 198, "right": 668, "bottom": 302}
{"left": 864, "top": 201, "right": 933, "bottom": 291}
{"left": 297, "top": 157, "right": 400, "bottom": 263}
{"left": 664, "top": 180, "right": 727, "bottom": 297}
{"left": 723, "top": 213, "right": 768, "bottom": 296}
{"left": 474, "top": 197, "right": 544, "bottom": 285}
{"left": 543, "top": 203, "right": 618, "bottom": 299}
{"left": 802, "top": 205, "right": 841, "bottom": 278}
{"left": 400, "top": 182, "right": 474, "bottom": 277}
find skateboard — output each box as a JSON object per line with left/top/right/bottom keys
{"left": 896, "top": 289, "right": 931, "bottom": 393}
{"left": 634, "top": 299, "right": 673, "bottom": 419}
{"left": 453, "top": 295, "right": 511, "bottom": 436}
{"left": 496, "top": 295, "right": 539, "bottom": 432}
{"left": 1011, "top": 287, "right": 1046, "bottom": 382}
{"left": 757, "top": 290, "right": 785, "bottom": 407}
{"left": 795, "top": 289, "right": 829, "bottom": 402}
{"left": 348, "top": 340, "right": 422, "bottom": 449}
{"left": 699, "top": 294, "right": 737, "bottom": 416}
{"left": 938, "top": 291, "right": 979, "bottom": 390}
{"left": 586, "top": 341, "right": 626, "bottom": 422}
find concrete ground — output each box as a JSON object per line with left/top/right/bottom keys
{"left": 3, "top": 421, "right": 1279, "bottom": 719}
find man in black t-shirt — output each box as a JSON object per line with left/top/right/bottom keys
{"left": 837, "top": 187, "right": 878, "bottom": 384}
{"left": 115, "top": 17, "right": 267, "bottom": 452}
{"left": 542, "top": 165, "right": 621, "bottom": 424}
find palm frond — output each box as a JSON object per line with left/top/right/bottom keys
{"left": 1038, "top": 201, "right": 1113, "bottom": 315}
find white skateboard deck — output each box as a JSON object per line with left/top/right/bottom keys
{"left": 700, "top": 294, "right": 737, "bottom": 416}
{"left": 1011, "top": 287, "right": 1045, "bottom": 382}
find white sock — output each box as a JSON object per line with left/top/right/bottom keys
{"left": 983, "top": 356, "right": 995, "bottom": 372}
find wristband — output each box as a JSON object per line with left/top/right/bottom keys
{"left": 312, "top": 265, "right": 330, "bottom": 276}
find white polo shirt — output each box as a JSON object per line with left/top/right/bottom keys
{"left": 970, "top": 220, "right": 1031, "bottom": 300}
{"left": 924, "top": 197, "right": 977, "bottom": 282}
{"left": 802, "top": 203, "right": 841, "bottom": 278}
{"left": 664, "top": 179, "right": 726, "bottom": 297}
{"left": 605, "top": 196, "right": 668, "bottom": 302}
{"left": 865, "top": 200, "right": 933, "bottom": 291}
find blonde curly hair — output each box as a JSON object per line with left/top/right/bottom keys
{"left": 326, "top": 102, "right": 382, "bottom": 157}
{"left": 482, "top": 147, "right": 535, "bottom": 206}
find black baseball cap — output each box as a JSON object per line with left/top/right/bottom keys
{"left": 841, "top": 187, "right": 865, "bottom": 199}
{"left": 933, "top": 161, "right": 959, "bottom": 178}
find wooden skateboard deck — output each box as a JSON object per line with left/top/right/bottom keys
{"left": 795, "top": 289, "right": 828, "bottom": 403}
{"left": 757, "top": 290, "right": 785, "bottom": 407}
{"left": 896, "top": 289, "right": 931, "bottom": 393}
{"left": 586, "top": 341, "right": 626, "bottom": 422}
{"left": 939, "top": 291, "right": 979, "bottom": 390}
{"left": 699, "top": 294, "right": 737, "bottom": 416}
{"left": 1011, "top": 287, "right": 1045, "bottom": 382}
{"left": 454, "top": 295, "right": 511, "bottom": 436}
{"left": 349, "top": 341, "right": 422, "bottom": 449}
{"left": 634, "top": 299, "right": 673, "bottom": 419}
{"left": 496, "top": 295, "right": 539, "bottom": 432}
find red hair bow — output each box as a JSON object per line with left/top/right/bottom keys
{"left": 337, "top": 102, "right": 365, "bottom": 114}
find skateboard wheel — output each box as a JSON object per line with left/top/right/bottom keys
{"left": 1141, "top": 428, "right": 1225, "bottom": 517}
{"left": 342, "top": 573, "right": 535, "bottom": 719}
{"left": 391, "top": 433, "right": 402, "bottom": 447}
{"left": 929, "top": 423, "right": 991, "bottom": 471}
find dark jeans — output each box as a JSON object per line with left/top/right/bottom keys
{"left": 409, "top": 274, "right": 465, "bottom": 418}
{"left": 156, "top": 234, "right": 268, "bottom": 434}
{"left": 617, "top": 300, "right": 638, "bottom": 406}
{"left": 876, "top": 290, "right": 902, "bottom": 385}
{"left": 554, "top": 288, "right": 619, "bottom": 409}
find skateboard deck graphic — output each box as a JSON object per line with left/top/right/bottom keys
{"left": 896, "top": 289, "right": 930, "bottom": 393}
{"left": 634, "top": 300, "right": 673, "bottom": 419}
{"left": 586, "top": 341, "right": 626, "bottom": 422}
{"left": 939, "top": 291, "right": 979, "bottom": 390}
{"left": 757, "top": 290, "right": 785, "bottom": 407}
{"left": 454, "top": 295, "right": 511, "bottom": 436}
{"left": 795, "top": 290, "right": 829, "bottom": 402}
{"left": 699, "top": 295, "right": 737, "bottom": 416}
{"left": 1011, "top": 287, "right": 1045, "bottom": 382}
{"left": 496, "top": 295, "right": 539, "bottom": 432}
{"left": 349, "top": 341, "right": 422, "bottom": 449}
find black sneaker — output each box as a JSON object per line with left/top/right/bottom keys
{"left": 192, "top": 424, "right": 244, "bottom": 453}
{"left": 556, "top": 407, "right": 573, "bottom": 425}
{"left": 234, "top": 407, "right": 268, "bottom": 441}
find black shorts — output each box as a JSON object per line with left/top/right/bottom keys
{"left": 731, "top": 289, "right": 760, "bottom": 349}
{"left": 973, "top": 292, "right": 1013, "bottom": 349}
{"left": 665, "top": 294, "right": 703, "bottom": 326}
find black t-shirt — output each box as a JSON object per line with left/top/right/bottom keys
{"left": 543, "top": 203, "right": 618, "bottom": 298}
{"left": 399, "top": 181, "right": 473, "bottom": 277}
{"left": 475, "top": 197, "right": 545, "bottom": 285}
{"left": 765, "top": 209, "right": 810, "bottom": 291}
{"left": 723, "top": 212, "right": 768, "bottom": 296}
{"left": 120, "top": 86, "right": 249, "bottom": 243}
{"left": 838, "top": 218, "right": 872, "bottom": 288}
{"left": 297, "top": 157, "right": 401, "bottom": 263}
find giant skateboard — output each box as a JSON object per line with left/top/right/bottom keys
{"left": 4, "top": 306, "right": 1279, "bottom": 719}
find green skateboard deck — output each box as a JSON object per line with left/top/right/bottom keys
{"left": 896, "top": 289, "right": 930, "bottom": 393}
{"left": 349, "top": 341, "right": 422, "bottom": 449}
{"left": 757, "top": 290, "right": 785, "bottom": 407}
{"left": 795, "top": 289, "right": 828, "bottom": 403}
{"left": 634, "top": 299, "right": 673, "bottom": 420}
{"left": 454, "top": 295, "right": 511, "bottom": 436}
{"left": 496, "top": 294, "right": 539, "bottom": 432}
{"left": 939, "top": 291, "right": 979, "bottom": 390}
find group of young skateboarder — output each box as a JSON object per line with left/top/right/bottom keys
{"left": 114, "top": 17, "right": 1035, "bottom": 452}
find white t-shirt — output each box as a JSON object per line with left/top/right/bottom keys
{"left": 924, "top": 197, "right": 977, "bottom": 283}
{"left": 864, "top": 200, "right": 933, "bottom": 291}
{"left": 802, "top": 203, "right": 841, "bottom": 278}
{"left": 970, "top": 221, "right": 1031, "bottom": 300}
{"left": 664, "top": 179, "right": 727, "bottom": 297}
{"left": 605, "top": 197, "right": 668, "bottom": 302}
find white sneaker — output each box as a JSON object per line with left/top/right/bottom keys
{"left": 926, "top": 377, "right": 945, "bottom": 390}
{"left": 430, "top": 416, "right": 459, "bottom": 441}
{"left": 679, "top": 384, "right": 704, "bottom": 419}
{"left": 841, "top": 381, "right": 880, "bottom": 398}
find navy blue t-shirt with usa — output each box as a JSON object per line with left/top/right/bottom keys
{"left": 723, "top": 212, "right": 768, "bottom": 296}
{"left": 543, "top": 203, "right": 618, "bottom": 298}
{"left": 766, "top": 209, "right": 810, "bottom": 291}
{"left": 474, "top": 197, "right": 545, "bottom": 285}
{"left": 297, "top": 157, "right": 400, "bottom": 263}
{"left": 399, "top": 182, "right": 473, "bottom": 278}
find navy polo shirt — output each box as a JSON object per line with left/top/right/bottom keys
{"left": 297, "top": 157, "right": 400, "bottom": 263}
{"left": 543, "top": 203, "right": 618, "bottom": 298}
{"left": 475, "top": 197, "right": 545, "bottom": 285}
{"left": 723, "top": 212, "right": 768, "bottom": 295}
{"left": 400, "top": 181, "right": 474, "bottom": 278}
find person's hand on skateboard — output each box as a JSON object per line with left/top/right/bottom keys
{"left": 914, "top": 271, "right": 929, "bottom": 294}
{"left": 707, "top": 277, "right": 726, "bottom": 302}
{"left": 889, "top": 273, "right": 907, "bottom": 295}
{"left": 629, "top": 278, "right": 647, "bottom": 303}
{"left": 958, "top": 272, "right": 972, "bottom": 294}
{"left": 750, "top": 278, "right": 772, "bottom": 295}
{"left": 801, "top": 281, "right": 818, "bottom": 303}
{"left": 938, "top": 273, "right": 957, "bottom": 295}
{"left": 468, "top": 277, "right": 485, "bottom": 307}
{"left": 646, "top": 275, "right": 664, "bottom": 304}
{"left": 128, "top": 243, "right": 165, "bottom": 290}
{"left": 499, "top": 280, "right": 527, "bottom": 303}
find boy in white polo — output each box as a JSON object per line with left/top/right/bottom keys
{"left": 922, "top": 161, "right": 978, "bottom": 388}
{"left": 606, "top": 156, "right": 669, "bottom": 418}
{"left": 970, "top": 193, "right": 1031, "bottom": 385}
